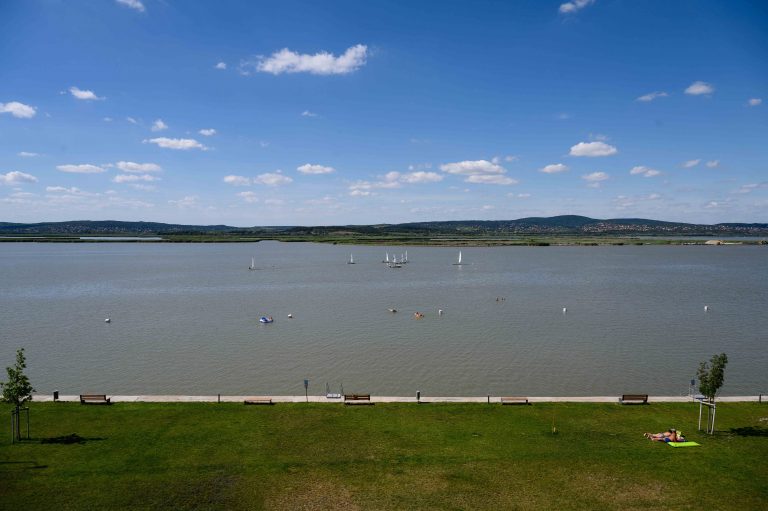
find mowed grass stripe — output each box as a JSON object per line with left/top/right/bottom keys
{"left": 1, "top": 402, "right": 766, "bottom": 510}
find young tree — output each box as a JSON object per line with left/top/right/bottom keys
{"left": 1, "top": 348, "right": 36, "bottom": 441}
{"left": 697, "top": 353, "right": 728, "bottom": 403}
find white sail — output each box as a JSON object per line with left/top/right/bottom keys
{"left": 458, "top": 251, "right": 462, "bottom": 264}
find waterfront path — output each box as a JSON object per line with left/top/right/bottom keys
{"left": 34, "top": 394, "right": 760, "bottom": 403}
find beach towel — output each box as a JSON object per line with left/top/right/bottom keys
{"left": 668, "top": 442, "right": 700, "bottom": 447}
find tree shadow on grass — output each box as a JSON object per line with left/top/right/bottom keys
{"left": 39, "top": 433, "right": 106, "bottom": 445}
{"left": 728, "top": 426, "right": 768, "bottom": 437}
{"left": 0, "top": 461, "right": 48, "bottom": 470}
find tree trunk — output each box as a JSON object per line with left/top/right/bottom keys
{"left": 14, "top": 404, "right": 21, "bottom": 442}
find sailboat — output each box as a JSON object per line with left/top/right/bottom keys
{"left": 383, "top": 253, "right": 390, "bottom": 263}
{"left": 452, "top": 250, "right": 464, "bottom": 265}
{"left": 249, "top": 257, "right": 256, "bottom": 270}
{"left": 347, "top": 254, "right": 355, "bottom": 264}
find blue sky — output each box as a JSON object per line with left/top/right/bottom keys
{"left": 1, "top": 0, "right": 766, "bottom": 226}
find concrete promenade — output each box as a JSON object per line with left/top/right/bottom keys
{"left": 33, "top": 394, "right": 762, "bottom": 403}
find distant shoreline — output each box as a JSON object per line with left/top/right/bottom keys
{"left": 1, "top": 235, "right": 766, "bottom": 246}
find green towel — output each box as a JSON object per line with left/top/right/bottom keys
{"left": 668, "top": 441, "right": 700, "bottom": 447}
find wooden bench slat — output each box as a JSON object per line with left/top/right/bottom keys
{"left": 244, "top": 398, "right": 273, "bottom": 405}
{"left": 344, "top": 394, "right": 373, "bottom": 405}
{"left": 79, "top": 394, "right": 111, "bottom": 405}
{"left": 619, "top": 394, "right": 649, "bottom": 404}
{"left": 501, "top": 397, "right": 529, "bottom": 405}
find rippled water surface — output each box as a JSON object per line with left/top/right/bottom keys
{"left": 1, "top": 242, "right": 765, "bottom": 396}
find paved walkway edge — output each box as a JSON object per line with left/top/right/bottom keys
{"left": 32, "top": 395, "right": 763, "bottom": 403}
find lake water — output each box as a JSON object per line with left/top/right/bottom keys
{"left": 0, "top": 242, "right": 765, "bottom": 396}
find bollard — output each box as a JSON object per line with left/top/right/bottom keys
{"left": 53, "top": 390, "right": 59, "bottom": 402}
{"left": 487, "top": 394, "right": 490, "bottom": 404}
{"left": 218, "top": 394, "right": 221, "bottom": 404}
{"left": 416, "top": 390, "right": 421, "bottom": 403}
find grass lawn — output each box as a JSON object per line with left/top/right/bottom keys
{"left": 1, "top": 402, "right": 766, "bottom": 510}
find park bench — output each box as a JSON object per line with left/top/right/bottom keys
{"left": 344, "top": 394, "right": 374, "bottom": 405}
{"left": 79, "top": 394, "right": 111, "bottom": 405}
{"left": 244, "top": 398, "right": 273, "bottom": 405}
{"left": 619, "top": 394, "right": 648, "bottom": 405}
{"left": 501, "top": 397, "right": 530, "bottom": 405}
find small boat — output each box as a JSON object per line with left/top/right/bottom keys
{"left": 259, "top": 316, "right": 274, "bottom": 324}
{"left": 348, "top": 254, "right": 355, "bottom": 264}
{"left": 249, "top": 257, "right": 256, "bottom": 270}
{"left": 452, "top": 250, "right": 464, "bottom": 265}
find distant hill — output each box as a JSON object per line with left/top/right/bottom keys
{"left": 1, "top": 216, "right": 766, "bottom": 236}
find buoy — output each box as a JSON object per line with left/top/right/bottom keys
{"left": 704, "top": 305, "right": 709, "bottom": 312}
{"left": 288, "top": 313, "right": 293, "bottom": 318}
{"left": 438, "top": 309, "right": 444, "bottom": 316}
{"left": 562, "top": 307, "right": 567, "bottom": 314}
{"left": 104, "top": 318, "right": 111, "bottom": 323}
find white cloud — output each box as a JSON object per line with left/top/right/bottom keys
{"left": 748, "top": 98, "right": 762, "bottom": 107}
{"left": 349, "top": 189, "right": 371, "bottom": 197}
{"left": 116, "top": 0, "right": 145, "bottom": 12}
{"left": 705, "top": 160, "right": 720, "bottom": 168}
{"left": 145, "top": 137, "right": 206, "bottom": 150}
{"left": 540, "top": 163, "right": 569, "bottom": 174}
{"left": 685, "top": 81, "right": 714, "bottom": 96}
{"left": 214, "top": 62, "right": 227, "bottom": 70}
{"left": 56, "top": 163, "right": 106, "bottom": 174}
{"left": 130, "top": 184, "right": 156, "bottom": 191}
{"left": 682, "top": 159, "right": 701, "bottom": 168}
{"left": 1, "top": 171, "right": 38, "bottom": 185}
{"left": 466, "top": 175, "right": 518, "bottom": 185}
{"left": 252, "top": 44, "right": 368, "bottom": 75}
{"left": 151, "top": 119, "right": 168, "bottom": 132}
{"left": 113, "top": 174, "right": 159, "bottom": 183}
{"left": 559, "top": 0, "right": 595, "bottom": 14}
{"left": 735, "top": 184, "right": 759, "bottom": 194}
{"left": 0, "top": 101, "right": 36, "bottom": 118}
{"left": 169, "top": 196, "right": 199, "bottom": 208}
{"left": 69, "top": 86, "right": 104, "bottom": 101}
{"left": 237, "top": 191, "right": 258, "bottom": 203}
{"left": 17, "top": 152, "right": 39, "bottom": 157}
{"left": 45, "top": 186, "right": 97, "bottom": 196}
{"left": 198, "top": 128, "right": 216, "bottom": 136}
{"left": 582, "top": 172, "right": 609, "bottom": 187}
{"left": 103, "top": 117, "right": 113, "bottom": 122}
{"left": 297, "top": 163, "right": 335, "bottom": 175}
{"left": 569, "top": 141, "right": 618, "bottom": 157}
{"left": 629, "top": 166, "right": 661, "bottom": 177}
{"left": 440, "top": 159, "right": 505, "bottom": 175}
{"left": 223, "top": 175, "right": 251, "bottom": 186}
{"left": 254, "top": 172, "right": 293, "bottom": 186}
{"left": 301, "top": 110, "right": 318, "bottom": 117}
{"left": 636, "top": 91, "right": 669, "bottom": 102}
{"left": 126, "top": 117, "right": 138, "bottom": 124}
{"left": 399, "top": 171, "right": 443, "bottom": 184}
{"left": 116, "top": 161, "right": 161, "bottom": 172}
{"left": 264, "top": 198, "right": 284, "bottom": 206}
{"left": 504, "top": 155, "right": 518, "bottom": 162}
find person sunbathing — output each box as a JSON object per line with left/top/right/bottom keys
{"left": 644, "top": 429, "right": 683, "bottom": 442}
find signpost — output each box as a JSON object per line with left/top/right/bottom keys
{"left": 304, "top": 379, "right": 309, "bottom": 403}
